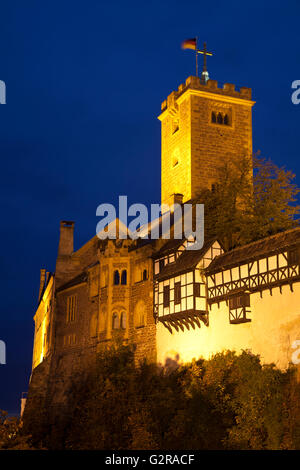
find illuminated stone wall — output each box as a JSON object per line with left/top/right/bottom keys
{"left": 156, "top": 283, "right": 300, "bottom": 370}
{"left": 32, "top": 276, "right": 54, "bottom": 370}
{"left": 159, "top": 76, "right": 254, "bottom": 206}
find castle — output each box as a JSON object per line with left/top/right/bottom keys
{"left": 24, "top": 73, "right": 300, "bottom": 421}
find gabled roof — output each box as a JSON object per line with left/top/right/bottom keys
{"left": 156, "top": 238, "right": 217, "bottom": 282}
{"left": 152, "top": 238, "right": 185, "bottom": 258}
{"left": 206, "top": 226, "right": 300, "bottom": 274}
{"left": 129, "top": 210, "right": 180, "bottom": 253}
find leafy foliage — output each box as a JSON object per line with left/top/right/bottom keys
{"left": 199, "top": 154, "right": 300, "bottom": 250}
{"left": 22, "top": 345, "right": 300, "bottom": 450}
{"left": 0, "top": 410, "right": 35, "bottom": 449}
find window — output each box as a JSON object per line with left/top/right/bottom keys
{"left": 211, "top": 109, "right": 232, "bottom": 127}
{"left": 217, "top": 112, "right": 223, "bottom": 124}
{"left": 229, "top": 293, "right": 251, "bottom": 324}
{"left": 112, "top": 312, "right": 119, "bottom": 329}
{"left": 172, "top": 148, "right": 180, "bottom": 168}
{"left": 229, "top": 294, "right": 250, "bottom": 310}
{"left": 174, "top": 282, "right": 181, "bottom": 304}
{"left": 142, "top": 269, "right": 148, "bottom": 281}
{"left": 121, "top": 270, "right": 127, "bottom": 285}
{"left": 63, "top": 334, "right": 76, "bottom": 346}
{"left": 194, "top": 283, "right": 201, "bottom": 297}
{"left": 120, "top": 311, "right": 127, "bottom": 329}
{"left": 172, "top": 157, "right": 179, "bottom": 168}
{"left": 159, "top": 259, "right": 165, "bottom": 272}
{"left": 66, "top": 295, "right": 77, "bottom": 323}
{"left": 114, "top": 270, "right": 120, "bottom": 285}
{"left": 163, "top": 285, "right": 170, "bottom": 308}
{"left": 288, "top": 248, "right": 300, "bottom": 266}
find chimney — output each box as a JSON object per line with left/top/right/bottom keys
{"left": 39, "top": 269, "right": 46, "bottom": 302}
{"left": 58, "top": 221, "right": 75, "bottom": 257}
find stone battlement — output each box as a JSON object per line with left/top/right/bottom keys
{"left": 161, "top": 76, "right": 252, "bottom": 112}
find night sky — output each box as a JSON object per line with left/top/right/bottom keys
{"left": 0, "top": 0, "right": 300, "bottom": 414}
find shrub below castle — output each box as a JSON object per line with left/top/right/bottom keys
{"left": 19, "top": 344, "right": 300, "bottom": 450}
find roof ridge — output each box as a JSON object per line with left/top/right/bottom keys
{"left": 225, "top": 226, "right": 300, "bottom": 256}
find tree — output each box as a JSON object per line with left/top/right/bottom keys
{"left": 13, "top": 345, "right": 300, "bottom": 450}
{"left": 198, "top": 154, "right": 300, "bottom": 250}
{"left": 0, "top": 410, "right": 34, "bottom": 449}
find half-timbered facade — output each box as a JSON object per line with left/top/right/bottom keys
{"left": 153, "top": 239, "right": 223, "bottom": 332}
{"left": 206, "top": 229, "right": 300, "bottom": 305}
{"left": 155, "top": 227, "right": 300, "bottom": 369}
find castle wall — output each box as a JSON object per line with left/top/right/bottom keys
{"left": 32, "top": 276, "right": 55, "bottom": 370}
{"left": 156, "top": 283, "right": 300, "bottom": 370}
{"left": 160, "top": 94, "right": 192, "bottom": 206}
{"left": 190, "top": 92, "right": 252, "bottom": 195}
{"left": 26, "top": 237, "right": 158, "bottom": 426}
{"left": 159, "top": 76, "right": 254, "bottom": 205}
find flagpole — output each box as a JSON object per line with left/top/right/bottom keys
{"left": 195, "top": 36, "right": 198, "bottom": 77}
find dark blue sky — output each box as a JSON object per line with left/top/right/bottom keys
{"left": 0, "top": 0, "right": 300, "bottom": 414}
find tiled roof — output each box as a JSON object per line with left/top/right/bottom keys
{"left": 156, "top": 238, "right": 216, "bottom": 281}
{"left": 153, "top": 238, "right": 185, "bottom": 258}
{"left": 206, "top": 226, "right": 300, "bottom": 274}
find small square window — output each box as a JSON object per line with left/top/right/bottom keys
{"left": 172, "top": 118, "right": 179, "bottom": 134}
{"left": 288, "top": 249, "right": 300, "bottom": 266}
{"left": 229, "top": 293, "right": 250, "bottom": 310}
{"left": 229, "top": 293, "right": 251, "bottom": 324}
{"left": 159, "top": 259, "right": 165, "bottom": 272}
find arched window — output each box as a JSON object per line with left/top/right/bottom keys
{"left": 217, "top": 112, "right": 223, "bottom": 124}
{"left": 112, "top": 312, "right": 119, "bottom": 329}
{"left": 120, "top": 311, "right": 127, "bottom": 329}
{"left": 121, "top": 270, "right": 127, "bottom": 285}
{"left": 114, "top": 270, "right": 120, "bottom": 285}
{"left": 211, "top": 111, "right": 216, "bottom": 123}
{"left": 224, "top": 114, "right": 229, "bottom": 125}
{"left": 142, "top": 269, "right": 148, "bottom": 281}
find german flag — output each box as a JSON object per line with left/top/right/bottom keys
{"left": 181, "top": 38, "right": 197, "bottom": 50}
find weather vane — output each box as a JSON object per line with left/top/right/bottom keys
{"left": 181, "top": 38, "right": 213, "bottom": 83}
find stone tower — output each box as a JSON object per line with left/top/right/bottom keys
{"left": 158, "top": 76, "right": 255, "bottom": 206}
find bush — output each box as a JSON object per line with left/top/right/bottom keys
{"left": 20, "top": 345, "right": 300, "bottom": 450}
